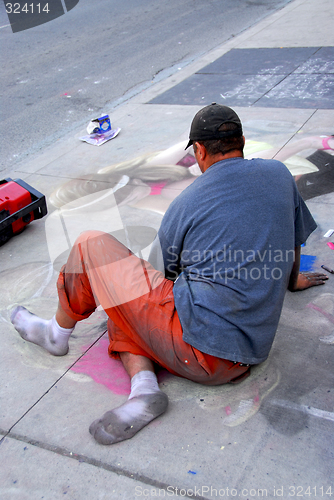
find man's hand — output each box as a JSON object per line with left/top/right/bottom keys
{"left": 288, "top": 246, "right": 329, "bottom": 292}
{"left": 291, "top": 272, "right": 329, "bottom": 291}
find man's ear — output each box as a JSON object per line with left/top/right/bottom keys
{"left": 196, "top": 142, "right": 207, "bottom": 160}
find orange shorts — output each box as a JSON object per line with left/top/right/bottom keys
{"left": 57, "top": 230, "right": 250, "bottom": 385}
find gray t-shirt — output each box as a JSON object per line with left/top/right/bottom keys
{"left": 149, "top": 157, "right": 317, "bottom": 364}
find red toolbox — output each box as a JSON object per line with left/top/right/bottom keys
{"left": 0, "top": 178, "right": 47, "bottom": 245}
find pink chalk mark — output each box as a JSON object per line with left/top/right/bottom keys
{"left": 177, "top": 153, "right": 196, "bottom": 167}
{"left": 148, "top": 181, "right": 167, "bottom": 196}
{"left": 70, "top": 336, "right": 173, "bottom": 394}
{"left": 71, "top": 337, "right": 131, "bottom": 395}
{"left": 307, "top": 303, "right": 334, "bottom": 324}
{"left": 327, "top": 242, "right": 334, "bottom": 250}
{"left": 254, "top": 394, "right": 260, "bottom": 403}
{"left": 225, "top": 406, "right": 232, "bottom": 416}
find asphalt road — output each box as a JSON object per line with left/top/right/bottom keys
{"left": 0, "top": 0, "right": 292, "bottom": 170}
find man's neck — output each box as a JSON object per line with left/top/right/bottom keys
{"left": 202, "top": 150, "right": 244, "bottom": 172}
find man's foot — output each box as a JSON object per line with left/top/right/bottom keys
{"left": 10, "top": 306, "right": 71, "bottom": 356}
{"left": 89, "top": 392, "right": 168, "bottom": 445}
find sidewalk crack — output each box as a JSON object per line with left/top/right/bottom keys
{"left": 0, "top": 329, "right": 107, "bottom": 441}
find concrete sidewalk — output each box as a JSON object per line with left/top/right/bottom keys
{"left": 1, "top": 0, "right": 333, "bottom": 498}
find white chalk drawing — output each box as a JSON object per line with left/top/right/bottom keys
{"left": 3, "top": 124, "right": 333, "bottom": 429}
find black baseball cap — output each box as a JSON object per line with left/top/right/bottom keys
{"left": 185, "top": 103, "right": 243, "bottom": 149}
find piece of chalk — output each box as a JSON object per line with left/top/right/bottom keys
{"left": 327, "top": 242, "right": 334, "bottom": 250}
{"left": 321, "top": 265, "right": 334, "bottom": 274}
{"left": 324, "top": 229, "right": 334, "bottom": 237}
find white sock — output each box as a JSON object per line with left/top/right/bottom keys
{"left": 10, "top": 306, "right": 73, "bottom": 356}
{"left": 128, "top": 370, "right": 160, "bottom": 399}
{"left": 89, "top": 370, "right": 168, "bottom": 445}
{"left": 51, "top": 315, "right": 74, "bottom": 343}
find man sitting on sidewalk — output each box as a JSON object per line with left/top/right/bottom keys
{"left": 11, "top": 104, "right": 328, "bottom": 446}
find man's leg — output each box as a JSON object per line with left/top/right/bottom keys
{"left": 89, "top": 352, "right": 168, "bottom": 445}
{"left": 11, "top": 230, "right": 169, "bottom": 444}
{"left": 10, "top": 301, "right": 76, "bottom": 356}
{"left": 10, "top": 228, "right": 160, "bottom": 356}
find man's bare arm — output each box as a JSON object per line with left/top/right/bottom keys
{"left": 288, "top": 246, "right": 328, "bottom": 291}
